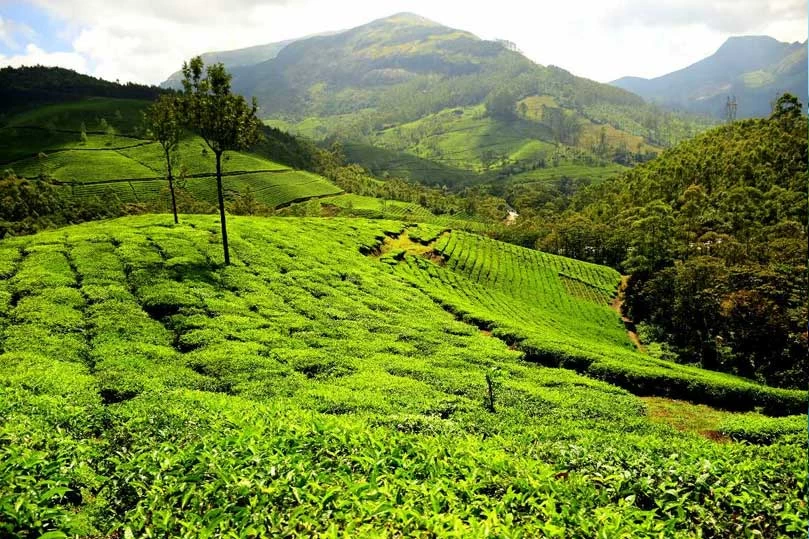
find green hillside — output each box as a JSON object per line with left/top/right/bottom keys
{"left": 0, "top": 65, "right": 161, "bottom": 115}
{"left": 0, "top": 97, "right": 342, "bottom": 209}
{"left": 222, "top": 13, "right": 715, "bottom": 187}
{"left": 503, "top": 96, "right": 808, "bottom": 389}
{"left": 0, "top": 214, "right": 805, "bottom": 536}
{"left": 320, "top": 193, "right": 488, "bottom": 231}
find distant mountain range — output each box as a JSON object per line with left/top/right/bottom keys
{"left": 611, "top": 36, "right": 807, "bottom": 119}
{"left": 161, "top": 13, "right": 714, "bottom": 187}
{"left": 161, "top": 40, "right": 296, "bottom": 88}
{"left": 163, "top": 13, "right": 640, "bottom": 118}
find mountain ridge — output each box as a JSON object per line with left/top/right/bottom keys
{"left": 161, "top": 13, "right": 713, "bottom": 188}
{"left": 611, "top": 35, "right": 807, "bottom": 118}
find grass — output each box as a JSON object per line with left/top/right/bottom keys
{"left": 0, "top": 214, "right": 805, "bottom": 537}
{"left": 642, "top": 397, "right": 806, "bottom": 444}
{"left": 642, "top": 397, "right": 733, "bottom": 434}
{"left": 640, "top": 397, "right": 737, "bottom": 440}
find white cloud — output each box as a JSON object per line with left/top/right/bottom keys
{"left": 0, "top": 43, "right": 88, "bottom": 73}
{"left": 603, "top": 0, "right": 806, "bottom": 33}
{"left": 0, "top": 15, "right": 37, "bottom": 50}
{"left": 5, "top": 0, "right": 808, "bottom": 84}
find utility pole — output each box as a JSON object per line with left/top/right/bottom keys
{"left": 725, "top": 95, "right": 737, "bottom": 124}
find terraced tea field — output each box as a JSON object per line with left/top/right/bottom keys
{"left": 321, "top": 194, "right": 489, "bottom": 231}
{"left": 0, "top": 215, "right": 804, "bottom": 537}
{"left": 392, "top": 230, "right": 806, "bottom": 414}
{"left": 1, "top": 98, "right": 342, "bottom": 208}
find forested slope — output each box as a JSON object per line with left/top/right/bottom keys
{"left": 511, "top": 95, "right": 807, "bottom": 388}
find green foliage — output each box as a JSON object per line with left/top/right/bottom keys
{"left": 506, "top": 97, "right": 807, "bottom": 388}
{"left": 0, "top": 65, "right": 162, "bottom": 114}
{"left": 484, "top": 88, "right": 517, "bottom": 121}
{"left": 0, "top": 214, "right": 804, "bottom": 536}
{"left": 0, "top": 173, "right": 127, "bottom": 238}
{"left": 390, "top": 230, "right": 805, "bottom": 415}
{"left": 144, "top": 94, "right": 183, "bottom": 222}
{"left": 719, "top": 415, "right": 806, "bottom": 444}
{"left": 181, "top": 58, "right": 262, "bottom": 156}
{"left": 183, "top": 56, "right": 265, "bottom": 264}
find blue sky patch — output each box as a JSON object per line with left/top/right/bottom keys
{"left": 0, "top": 2, "right": 73, "bottom": 55}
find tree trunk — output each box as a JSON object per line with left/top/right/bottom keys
{"left": 166, "top": 148, "right": 178, "bottom": 224}
{"left": 215, "top": 151, "right": 230, "bottom": 265}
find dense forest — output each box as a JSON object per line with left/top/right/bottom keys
{"left": 501, "top": 94, "right": 807, "bottom": 388}
{"left": 0, "top": 66, "right": 163, "bottom": 114}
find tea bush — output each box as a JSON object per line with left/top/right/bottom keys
{"left": 0, "top": 215, "right": 805, "bottom": 537}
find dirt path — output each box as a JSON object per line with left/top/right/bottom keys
{"left": 611, "top": 276, "right": 644, "bottom": 351}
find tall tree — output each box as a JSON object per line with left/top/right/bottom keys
{"left": 144, "top": 94, "right": 183, "bottom": 224}
{"left": 180, "top": 57, "right": 262, "bottom": 264}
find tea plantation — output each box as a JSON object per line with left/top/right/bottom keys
{"left": 0, "top": 98, "right": 341, "bottom": 208}
{"left": 320, "top": 194, "right": 489, "bottom": 231}
{"left": 0, "top": 215, "right": 805, "bottom": 537}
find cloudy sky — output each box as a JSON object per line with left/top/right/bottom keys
{"left": 0, "top": 0, "right": 805, "bottom": 85}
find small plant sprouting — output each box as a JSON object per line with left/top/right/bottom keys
{"left": 485, "top": 367, "right": 503, "bottom": 413}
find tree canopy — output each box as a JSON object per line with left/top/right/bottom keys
{"left": 500, "top": 94, "right": 807, "bottom": 388}
{"left": 180, "top": 56, "right": 263, "bottom": 265}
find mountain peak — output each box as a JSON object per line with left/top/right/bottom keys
{"left": 720, "top": 35, "right": 780, "bottom": 45}
{"left": 713, "top": 35, "right": 786, "bottom": 59}
{"left": 370, "top": 12, "right": 440, "bottom": 26}
{"left": 610, "top": 34, "right": 806, "bottom": 119}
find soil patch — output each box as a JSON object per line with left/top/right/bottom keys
{"left": 611, "top": 275, "right": 643, "bottom": 351}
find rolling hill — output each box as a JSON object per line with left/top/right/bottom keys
{"left": 0, "top": 65, "right": 162, "bottom": 115}
{"left": 611, "top": 36, "right": 808, "bottom": 119}
{"left": 169, "top": 13, "right": 716, "bottom": 188}
{"left": 0, "top": 69, "right": 342, "bottom": 210}
{"left": 0, "top": 214, "right": 805, "bottom": 536}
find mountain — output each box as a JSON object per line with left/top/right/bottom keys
{"left": 160, "top": 30, "right": 342, "bottom": 89}
{"left": 611, "top": 36, "right": 808, "bottom": 118}
{"left": 167, "top": 13, "right": 715, "bottom": 188}
{"left": 226, "top": 12, "right": 646, "bottom": 119}
{"left": 161, "top": 39, "right": 297, "bottom": 88}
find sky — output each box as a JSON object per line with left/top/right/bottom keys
{"left": 0, "top": 0, "right": 806, "bottom": 85}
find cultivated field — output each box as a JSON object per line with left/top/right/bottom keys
{"left": 0, "top": 215, "right": 804, "bottom": 537}
{"left": 1, "top": 98, "right": 342, "bottom": 208}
